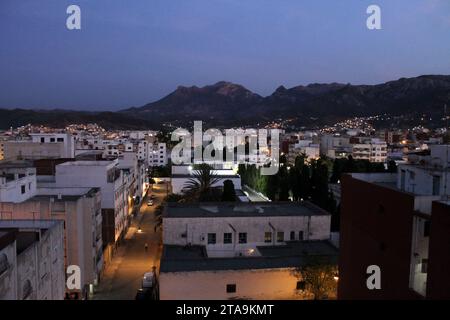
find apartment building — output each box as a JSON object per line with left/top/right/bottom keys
{"left": 148, "top": 143, "right": 168, "bottom": 167}
{"left": 159, "top": 202, "right": 338, "bottom": 300}
{"left": 320, "top": 135, "right": 352, "bottom": 159}
{"left": 0, "top": 187, "right": 103, "bottom": 299}
{"left": 51, "top": 161, "right": 128, "bottom": 254}
{"left": 0, "top": 220, "right": 65, "bottom": 300}
{"left": 351, "top": 138, "right": 387, "bottom": 163}
{"left": 339, "top": 145, "right": 450, "bottom": 299}
{"left": 0, "top": 161, "right": 37, "bottom": 203}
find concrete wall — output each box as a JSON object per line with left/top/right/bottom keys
{"left": 160, "top": 268, "right": 307, "bottom": 300}
{"left": 163, "top": 215, "right": 331, "bottom": 257}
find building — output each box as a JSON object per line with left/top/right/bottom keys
{"left": 0, "top": 187, "right": 103, "bottom": 299}
{"left": 0, "top": 220, "right": 65, "bottom": 300}
{"left": 4, "top": 133, "right": 75, "bottom": 161}
{"left": 339, "top": 145, "right": 450, "bottom": 299}
{"left": 148, "top": 143, "right": 168, "bottom": 167}
{"left": 320, "top": 135, "right": 351, "bottom": 159}
{"left": 0, "top": 161, "right": 37, "bottom": 203}
{"left": 49, "top": 160, "right": 128, "bottom": 254}
{"left": 287, "top": 140, "right": 320, "bottom": 164}
{"left": 159, "top": 202, "right": 338, "bottom": 300}
{"left": 351, "top": 138, "right": 387, "bottom": 163}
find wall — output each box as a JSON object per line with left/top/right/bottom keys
{"left": 426, "top": 201, "right": 450, "bottom": 299}
{"left": 339, "top": 174, "right": 419, "bottom": 299}
{"left": 163, "top": 215, "right": 331, "bottom": 257}
{"left": 160, "top": 268, "right": 306, "bottom": 300}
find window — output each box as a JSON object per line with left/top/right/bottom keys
{"left": 421, "top": 259, "right": 428, "bottom": 273}
{"left": 50, "top": 138, "right": 55, "bottom": 142}
{"left": 40, "top": 137, "right": 45, "bottom": 143}
{"left": 299, "top": 231, "right": 304, "bottom": 241}
{"left": 224, "top": 233, "right": 232, "bottom": 244}
{"left": 21, "top": 185, "right": 26, "bottom": 194}
{"left": 238, "top": 233, "right": 247, "bottom": 244}
{"left": 277, "top": 232, "right": 284, "bottom": 242}
{"left": 22, "top": 280, "right": 33, "bottom": 299}
{"left": 296, "top": 281, "right": 306, "bottom": 290}
{"left": 226, "top": 284, "right": 236, "bottom": 293}
{"left": 424, "top": 220, "right": 431, "bottom": 237}
{"left": 57, "top": 137, "right": 64, "bottom": 142}
{"left": 207, "top": 233, "right": 216, "bottom": 244}
{"left": 290, "top": 231, "right": 295, "bottom": 241}
{"left": 264, "top": 232, "right": 272, "bottom": 243}
{"left": 432, "top": 176, "right": 440, "bottom": 196}
{"left": 0, "top": 253, "right": 9, "bottom": 275}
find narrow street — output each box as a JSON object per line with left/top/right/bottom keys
{"left": 92, "top": 183, "right": 166, "bottom": 300}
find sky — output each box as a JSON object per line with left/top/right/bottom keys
{"left": 0, "top": 0, "right": 449, "bottom": 111}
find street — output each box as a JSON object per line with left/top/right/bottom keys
{"left": 92, "top": 183, "right": 165, "bottom": 300}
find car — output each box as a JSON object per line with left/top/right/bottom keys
{"left": 135, "top": 288, "right": 151, "bottom": 300}
{"left": 142, "top": 271, "right": 156, "bottom": 289}
{"left": 147, "top": 200, "right": 153, "bottom": 206}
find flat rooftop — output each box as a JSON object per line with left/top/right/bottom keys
{"left": 0, "top": 160, "right": 35, "bottom": 169}
{"left": 57, "top": 160, "right": 114, "bottom": 166}
{"left": 160, "top": 241, "right": 338, "bottom": 273}
{"left": 163, "top": 201, "right": 330, "bottom": 218}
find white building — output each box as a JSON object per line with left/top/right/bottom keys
{"left": 48, "top": 160, "right": 128, "bottom": 253}
{"left": 288, "top": 140, "right": 320, "bottom": 164}
{"left": 352, "top": 138, "right": 387, "bottom": 163}
{"left": 159, "top": 202, "right": 337, "bottom": 300}
{"left": 0, "top": 187, "right": 104, "bottom": 299}
{"left": 320, "top": 135, "right": 351, "bottom": 159}
{"left": 148, "top": 143, "right": 168, "bottom": 167}
{"left": 0, "top": 220, "right": 65, "bottom": 300}
{"left": 29, "top": 133, "right": 75, "bottom": 158}
{"left": 0, "top": 161, "right": 37, "bottom": 203}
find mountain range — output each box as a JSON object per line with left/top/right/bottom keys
{"left": 1, "top": 75, "right": 449, "bottom": 130}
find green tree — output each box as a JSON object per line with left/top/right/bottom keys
{"left": 294, "top": 256, "right": 338, "bottom": 300}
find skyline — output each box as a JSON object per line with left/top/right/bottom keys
{"left": 1, "top": 0, "right": 450, "bottom": 110}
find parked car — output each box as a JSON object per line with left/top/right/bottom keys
{"left": 142, "top": 271, "right": 155, "bottom": 289}
{"left": 147, "top": 200, "right": 153, "bottom": 206}
{"left": 135, "top": 288, "right": 151, "bottom": 300}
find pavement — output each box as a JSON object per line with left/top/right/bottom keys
{"left": 92, "top": 183, "right": 166, "bottom": 300}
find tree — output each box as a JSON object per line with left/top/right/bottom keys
{"left": 387, "top": 160, "right": 397, "bottom": 173}
{"left": 182, "top": 163, "right": 221, "bottom": 202}
{"left": 154, "top": 204, "right": 164, "bottom": 232}
{"left": 294, "top": 256, "right": 338, "bottom": 300}
{"left": 222, "top": 179, "right": 237, "bottom": 201}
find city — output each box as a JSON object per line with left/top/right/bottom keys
{"left": 0, "top": 0, "right": 449, "bottom": 314}
{"left": 1, "top": 121, "right": 449, "bottom": 300}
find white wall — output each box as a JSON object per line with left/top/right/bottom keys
{"left": 163, "top": 215, "right": 331, "bottom": 257}
{"left": 160, "top": 268, "right": 310, "bottom": 300}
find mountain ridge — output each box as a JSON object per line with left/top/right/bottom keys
{"left": 1, "top": 75, "right": 449, "bottom": 130}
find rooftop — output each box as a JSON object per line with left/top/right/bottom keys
{"left": 160, "top": 241, "right": 338, "bottom": 273}
{"left": 57, "top": 160, "right": 114, "bottom": 167}
{"left": 163, "top": 201, "right": 330, "bottom": 218}
{"left": 0, "top": 160, "right": 35, "bottom": 169}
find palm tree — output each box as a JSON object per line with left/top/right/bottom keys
{"left": 182, "top": 163, "right": 220, "bottom": 202}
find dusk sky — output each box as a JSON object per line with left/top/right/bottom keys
{"left": 0, "top": 0, "right": 449, "bottom": 110}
